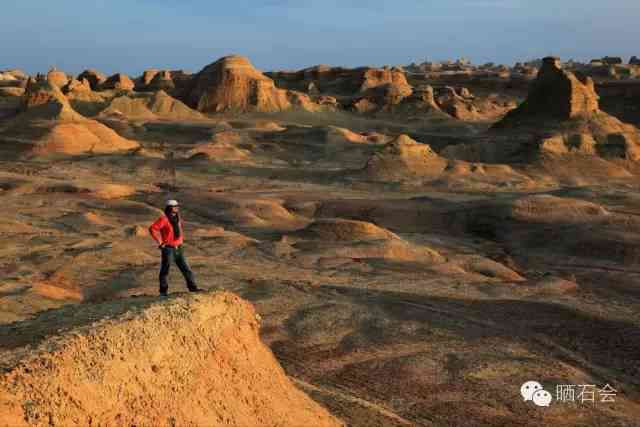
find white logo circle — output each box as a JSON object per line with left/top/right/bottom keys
{"left": 532, "top": 389, "right": 552, "bottom": 407}
{"left": 520, "top": 381, "right": 543, "bottom": 401}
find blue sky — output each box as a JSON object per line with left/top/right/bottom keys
{"left": 1, "top": 0, "right": 639, "bottom": 76}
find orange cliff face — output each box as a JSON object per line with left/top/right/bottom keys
{"left": 184, "top": 55, "right": 295, "bottom": 113}
{"left": 183, "top": 55, "right": 331, "bottom": 114}
{"left": 0, "top": 292, "right": 343, "bottom": 427}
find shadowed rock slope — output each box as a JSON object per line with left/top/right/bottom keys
{"left": 0, "top": 292, "right": 343, "bottom": 427}
{"left": 364, "top": 134, "right": 447, "bottom": 181}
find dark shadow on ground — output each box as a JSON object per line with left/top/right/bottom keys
{"left": 281, "top": 283, "right": 640, "bottom": 392}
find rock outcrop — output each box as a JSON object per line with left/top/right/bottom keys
{"left": 186, "top": 130, "right": 254, "bottom": 163}
{"left": 290, "top": 65, "right": 412, "bottom": 96}
{"left": 353, "top": 83, "right": 413, "bottom": 112}
{"left": 302, "top": 218, "right": 400, "bottom": 241}
{"left": 410, "top": 86, "right": 439, "bottom": 107}
{"left": 346, "top": 69, "right": 511, "bottom": 120}
{"left": 430, "top": 86, "right": 516, "bottom": 121}
{"left": 62, "top": 78, "right": 91, "bottom": 94}
{"left": 358, "top": 66, "right": 411, "bottom": 94}
{"left": 434, "top": 86, "right": 478, "bottom": 120}
{"left": 148, "top": 70, "right": 175, "bottom": 91}
{"left": 167, "top": 69, "right": 194, "bottom": 96}
{"left": 497, "top": 57, "right": 599, "bottom": 124}
{"left": 0, "top": 87, "right": 24, "bottom": 97}
{"left": 0, "top": 71, "right": 22, "bottom": 84}
{"left": 137, "top": 70, "right": 176, "bottom": 92}
{"left": 2, "top": 80, "right": 138, "bottom": 157}
{"left": 0, "top": 292, "right": 342, "bottom": 427}
{"left": 385, "top": 85, "right": 446, "bottom": 117}
{"left": 4, "top": 69, "right": 29, "bottom": 80}
{"left": 77, "top": 69, "right": 107, "bottom": 90}
{"left": 267, "top": 64, "right": 512, "bottom": 119}
{"left": 141, "top": 68, "right": 160, "bottom": 86}
{"left": 100, "top": 73, "right": 135, "bottom": 91}
{"left": 21, "top": 79, "right": 73, "bottom": 112}
{"left": 601, "top": 56, "right": 623, "bottom": 65}
{"left": 364, "top": 134, "right": 448, "bottom": 181}
{"left": 351, "top": 67, "right": 414, "bottom": 112}
{"left": 445, "top": 112, "right": 640, "bottom": 163}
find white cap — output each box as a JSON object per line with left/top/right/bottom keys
{"left": 166, "top": 199, "right": 179, "bottom": 207}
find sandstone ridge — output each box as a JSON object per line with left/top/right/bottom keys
{"left": 0, "top": 292, "right": 342, "bottom": 427}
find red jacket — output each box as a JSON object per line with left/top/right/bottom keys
{"left": 149, "top": 215, "right": 184, "bottom": 247}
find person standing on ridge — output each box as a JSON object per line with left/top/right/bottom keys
{"left": 149, "top": 199, "right": 201, "bottom": 296}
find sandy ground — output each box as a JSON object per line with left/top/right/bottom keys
{"left": 1, "top": 108, "right": 640, "bottom": 426}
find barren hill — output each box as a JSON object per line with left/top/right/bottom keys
{"left": 0, "top": 292, "right": 342, "bottom": 427}
{"left": 0, "top": 80, "right": 138, "bottom": 157}
{"left": 100, "top": 90, "right": 205, "bottom": 121}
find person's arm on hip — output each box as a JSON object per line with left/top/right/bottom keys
{"left": 149, "top": 217, "right": 167, "bottom": 248}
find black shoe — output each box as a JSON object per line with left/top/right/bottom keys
{"left": 189, "top": 287, "right": 203, "bottom": 293}
{"left": 160, "top": 291, "right": 168, "bottom": 297}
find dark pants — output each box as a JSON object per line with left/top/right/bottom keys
{"left": 159, "top": 245, "right": 197, "bottom": 293}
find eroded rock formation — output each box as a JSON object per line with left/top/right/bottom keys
{"left": 364, "top": 134, "right": 448, "bottom": 180}
{"left": 442, "top": 58, "right": 640, "bottom": 163}
{"left": 497, "top": 57, "right": 599, "bottom": 124}
{"left": 184, "top": 55, "right": 323, "bottom": 113}
{"left": 46, "top": 67, "right": 68, "bottom": 89}
{"left": 77, "top": 69, "right": 107, "bottom": 90}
